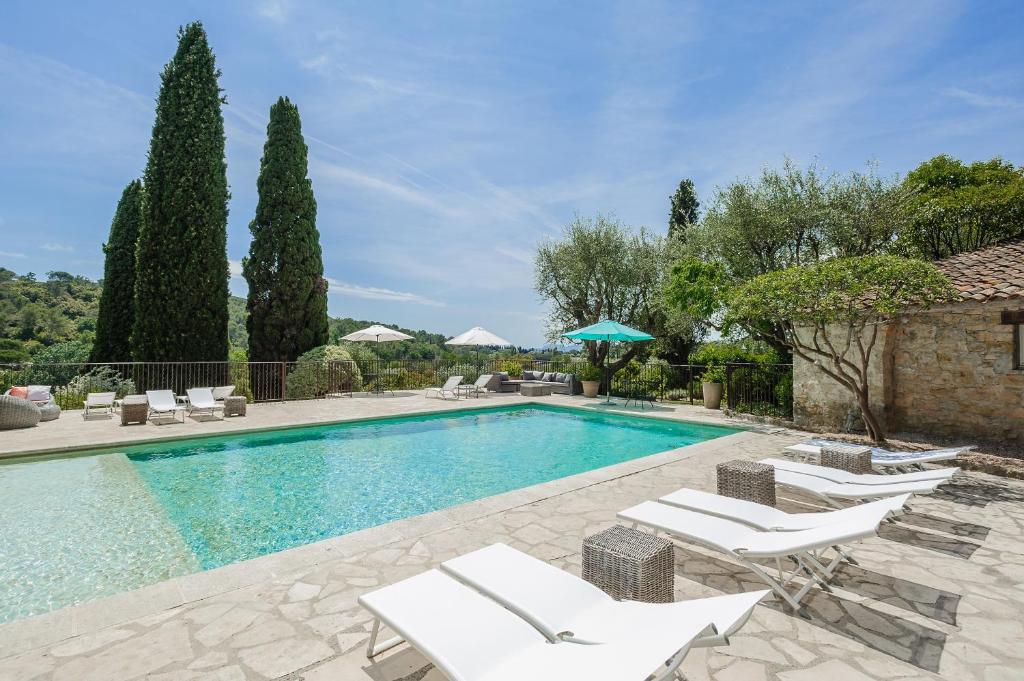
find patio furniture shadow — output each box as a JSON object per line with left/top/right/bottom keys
{"left": 674, "top": 548, "right": 948, "bottom": 672}
{"left": 876, "top": 523, "right": 981, "bottom": 559}
{"left": 932, "top": 478, "right": 1024, "bottom": 508}
{"left": 896, "top": 512, "right": 990, "bottom": 541}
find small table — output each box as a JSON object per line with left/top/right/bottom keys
{"left": 224, "top": 395, "right": 246, "bottom": 417}
{"left": 120, "top": 395, "right": 148, "bottom": 426}
{"left": 520, "top": 383, "right": 552, "bottom": 397}
{"left": 582, "top": 525, "right": 674, "bottom": 603}
{"left": 820, "top": 445, "right": 872, "bottom": 474}
{"left": 717, "top": 459, "right": 776, "bottom": 506}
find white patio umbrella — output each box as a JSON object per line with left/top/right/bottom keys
{"left": 341, "top": 324, "right": 414, "bottom": 343}
{"left": 340, "top": 324, "right": 413, "bottom": 394}
{"left": 445, "top": 326, "right": 512, "bottom": 347}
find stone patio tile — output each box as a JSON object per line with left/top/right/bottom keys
{"left": 51, "top": 621, "right": 193, "bottom": 681}
{"left": 235, "top": 636, "right": 334, "bottom": 678}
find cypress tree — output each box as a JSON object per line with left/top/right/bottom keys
{"left": 90, "top": 180, "right": 145, "bottom": 362}
{"left": 668, "top": 178, "right": 700, "bottom": 242}
{"left": 133, "top": 22, "right": 229, "bottom": 361}
{"left": 243, "top": 97, "right": 329, "bottom": 361}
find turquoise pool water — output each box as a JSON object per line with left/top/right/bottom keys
{"left": 0, "top": 405, "right": 738, "bottom": 623}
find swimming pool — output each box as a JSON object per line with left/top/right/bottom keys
{"left": 0, "top": 404, "right": 739, "bottom": 623}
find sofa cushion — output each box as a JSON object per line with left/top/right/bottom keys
{"left": 27, "top": 385, "right": 51, "bottom": 402}
{"left": 537, "top": 372, "right": 550, "bottom": 382}
{"left": 498, "top": 372, "right": 510, "bottom": 381}
{"left": 523, "top": 370, "right": 539, "bottom": 380}
{"left": 555, "top": 372, "right": 568, "bottom": 383}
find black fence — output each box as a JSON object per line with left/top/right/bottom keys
{"left": 0, "top": 359, "right": 793, "bottom": 416}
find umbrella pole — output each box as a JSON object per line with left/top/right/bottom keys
{"left": 605, "top": 336, "right": 611, "bottom": 404}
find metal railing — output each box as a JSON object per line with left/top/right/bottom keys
{"left": 1, "top": 359, "right": 793, "bottom": 415}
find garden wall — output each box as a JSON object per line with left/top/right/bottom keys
{"left": 794, "top": 301, "right": 1024, "bottom": 444}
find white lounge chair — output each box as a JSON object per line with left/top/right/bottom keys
{"left": 440, "top": 543, "right": 768, "bottom": 647}
{"left": 458, "top": 374, "right": 494, "bottom": 398}
{"left": 211, "top": 385, "right": 235, "bottom": 402}
{"left": 659, "top": 488, "right": 910, "bottom": 531}
{"left": 618, "top": 501, "right": 884, "bottom": 612}
{"left": 760, "top": 458, "right": 958, "bottom": 485}
{"left": 145, "top": 390, "right": 186, "bottom": 424}
{"left": 185, "top": 388, "right": 221, "bottom": 418}
{"left": 772, "top": 468, "right": 942, "bottom": 508}
{"left": 83, "top": 391, "right": 116, "bottom": 418}
{"left": 786, "top": 439, "right": 972, "bottom": 470}
{"left": 359, "top": 569, "right": 706, "bottom": 681}
{"left": 425, "top": 375, "right": 462, "bottom": 400}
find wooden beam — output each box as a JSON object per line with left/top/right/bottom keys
{"left": 1000, "top": 310, "right": 1024, "bottom": 324}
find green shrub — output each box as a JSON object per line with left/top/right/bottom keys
{"left": 286, "top": 345, "right": 361, "bottom": 398}
{"left": 702, "top": 364, "right": 727, "bottom": 383}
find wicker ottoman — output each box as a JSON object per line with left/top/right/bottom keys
{"left": 820, "top": 445, "right": 872, "bottom": 474}
{"left": 0, "top": 395, "right": 41, "bottom": 430}
{"left": 520, "top": 383, "right": 551, "bottom": 397}
{"left": 38, "top": 402, "right": 61, "bottom": 422}
{"left": 717, "top": 459, "right": 776, "bottom": 506}
{"left": 120, "top": 396, "right": 148, "bottom": 426}
{"left": 582, "top": 525, "right": 674, "bottom": 603}
{"left": 224, "top": 395, "right": 246, "bottom": 417}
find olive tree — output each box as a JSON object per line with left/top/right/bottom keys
{"left": 726, "top": 256, "right": 956, "bottom": 442}
{"left": 535, "top": 215, "right": 699, "bottom": 382}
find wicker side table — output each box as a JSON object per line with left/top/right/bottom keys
{"left": 120, "top": 396, "right": 148, "bottom": 426}
{"left": 717, "top": 459, "right": 776, "bottom": 506}
{"left": 582, "top": 525, "right": 674, "bottom": 603}
{"left": 224, "top": 395, "right": 247, "bottom": 417}
{"left": 820, "top": 445, "right": 872, "bottom": 473}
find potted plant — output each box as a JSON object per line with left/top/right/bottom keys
{"left": 701, "top": 364, "right": 726, "bottom": 409}
{"left": 578, "top": 364, "right": 603, "bottom": 398}
{"left": 503, "top": 361, "right": 523, "bottom": 379}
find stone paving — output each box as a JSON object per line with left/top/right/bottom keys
{"left": 1, "top": 393, "right": 1022, "bottom": 681}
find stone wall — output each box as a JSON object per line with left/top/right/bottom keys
{"left": 794, "top": 301, "right": 1024, "bottom": 444}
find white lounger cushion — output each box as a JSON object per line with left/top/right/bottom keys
{"left": 359, "top": 569, "right": 705, "bottom": 681}
{"left": 786, "top": 440, "right": 971, "bottom": 465}
{"left": 761, "top": 458, "right": 958, "bottom": 485}
{"left": 146, "top": 390, "right": 184, "bottom": 412}
{"left": 658, "top": 488, "right": 910, "bottom": 532}
{"left": 774, "top": 468, "right": 941, "bottom": 500}
{"left": 440, "top": 542, "right": 768, "bottom": 646}
{"left": 618, "top": 501, "right": 881, "bottom": 559}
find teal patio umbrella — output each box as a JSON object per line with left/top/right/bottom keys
{"left": 562, "top": 320, "right": 654, "bottom": 403}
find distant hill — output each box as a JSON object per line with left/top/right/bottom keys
{"left": 0, "top": 268, "right": 516, "bottom": 362}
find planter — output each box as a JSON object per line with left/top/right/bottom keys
{"left": 581, "top": 380, "right": 601, "bottom": 398}
{"left": 702, "top": 382, "right": 723, "bottom": 410}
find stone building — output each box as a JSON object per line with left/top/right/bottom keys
{"left": 794, "top": 236, "right": 1024, "bottom": 444}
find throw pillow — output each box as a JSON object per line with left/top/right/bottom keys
{"left": 9, "top": 386, "right": 28, "bottom": 400}
{"left": 27, "top": 385, "right": 52, "bottom": 401}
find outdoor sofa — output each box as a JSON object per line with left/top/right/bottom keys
{"left": 497, "top": 370, "right": 582, "bottom": 395}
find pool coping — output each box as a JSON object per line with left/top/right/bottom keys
{"left": 0, "top": 412, "right": 765, "bottom": 659}
{"left": 0, "top": 397, "right": 749, "bottom": 462}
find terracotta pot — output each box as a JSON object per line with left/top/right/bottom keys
{"left": 702, "top": 382, "right": 723, "bottom": 409}
{"left": 581, "top": 380, "right": 601, "bottom": 398}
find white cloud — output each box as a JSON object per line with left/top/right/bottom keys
{"left": 228, "top": 259, "right": 244, "bottom": 278}
{"left": 256, "top": 0, "right": 291, "bottom": 23}
{"left": 41, "top": 242, "right": 73, "bottom": 252}
{"left": 325, "top": 277, "right": 445, "bottom": 307}
{"left": 0, "top": 250, "right": 27, "bottom": 259}
{"left": 943, "top": 87, "right": 1023, "bottom": 110}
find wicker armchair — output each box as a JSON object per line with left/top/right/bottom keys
{"left": 0, "top": 395, "right": 42, "bottom": 430}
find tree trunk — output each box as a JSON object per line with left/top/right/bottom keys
{"left": 855, "top": 388, "right": 886, "bottom": 443}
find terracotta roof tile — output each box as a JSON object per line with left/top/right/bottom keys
{"left": 935, "top": 235, "right": 1024, "bottom": 303}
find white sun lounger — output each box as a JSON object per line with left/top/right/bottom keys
{"left": 618, "top": 501, "right": 883, "bottom": 612}
{"left": 84, "top": 391, "right": 116, "bottom": 418}
{"left": 425, "top": 375, "right": 462, "bottom": 400}
{"left": 185, "top": 388, "right": 221, "bottom": 418}
{"left": 440, "top": 543, "right": 768, "bottom": 647}
{"left": 145, "top": 390, "right": 186, "bottom": 424}
{"left": 359, "top": 569, "right": 707, "bottom": 681}
{"left": 659, "top": 488, "right": 910, "bottom": 531}
{"left": 761, "top": 458, "right": 958, "bottom": 485}
{"left": 773, "top": 468, "right": 942, "bottom": 508}
{"left": 211, "top": 385, "right": 235, "bottom": 402}
{"left": 786, "top": 439, "right": 972, "bottom": 469}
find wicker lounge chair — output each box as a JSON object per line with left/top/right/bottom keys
{"left": 0, "top": 395, "right": 41, "bottom": 430}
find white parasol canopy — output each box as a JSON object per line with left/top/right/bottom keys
{"left": 341, "top": 324, "right": 414, "bottom": 343}
{"left": 445, "top": 326, "right": 512, "bottom": 347}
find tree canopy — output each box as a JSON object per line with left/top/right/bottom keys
{"left": 898, "top": 155, "right": 1024, "bottom": 260}
{"left": 535, "top": 214, "right": 701, "bottom": 374}
{"left": 727, "top": 256, "right": 957, "bottom": 441}
{"left": 244, "top": 96, "right": 328, "bottom": 362}
{"left": 668, "top": 178, "right": 700, "bottom": 242}
{"left": 91, "top": 180, "right": 144, "bottom": 363}
{"left": 133, "top": 22, "right": 230, "bottom": 362}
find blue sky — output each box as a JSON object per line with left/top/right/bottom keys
{"left": 2, "top": 1, "right": 1023, "bottom": 347}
